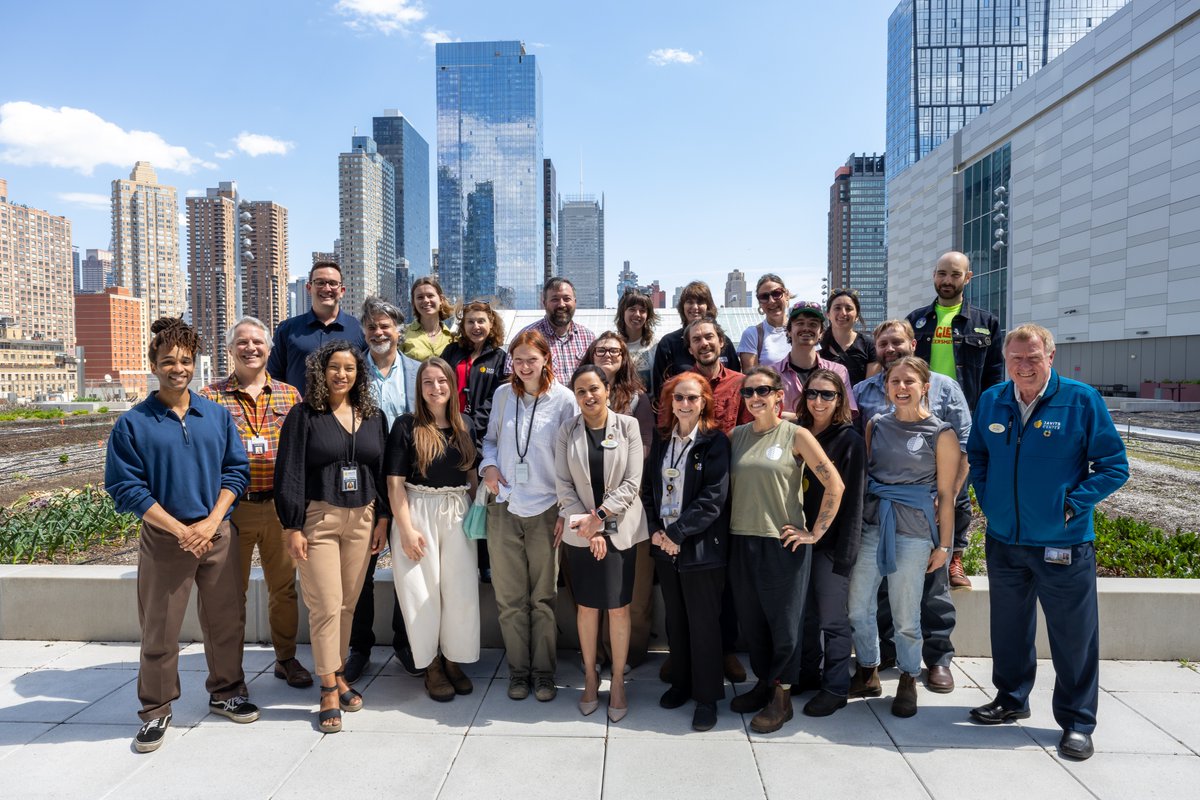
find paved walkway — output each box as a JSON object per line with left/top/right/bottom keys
{"left": 1, "top": 641, "right": 1199, "bottom": 799}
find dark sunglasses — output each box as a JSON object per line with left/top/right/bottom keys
{"left": 739, "top": 385, "right": 776, "bottom": 398}
{"left": 756, "top": 288, "right": 786, "bottom": 303}
{"left": 804, "top": 389, "right": 840, "bottom": 401}
{"left": 672, "top": 393, "right": 702, "bottom": 403}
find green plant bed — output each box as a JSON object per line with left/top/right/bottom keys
{"left": 0, "top": 408, "right": 65, "bottom": 421}
{"left": 0, "top": 486, "right": 139, "bottom": 563}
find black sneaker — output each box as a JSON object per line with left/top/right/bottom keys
{"left": 343, "top": 650, "right": 370, "bottom": 684}
{"left": 394, "top": 645, "right": 426, "bottom": 677}
{"left": 134, "top": 714, "right": 171, "bottom": 753}
{"left": 208, "top": 695, "right": 260, "bottom": 723}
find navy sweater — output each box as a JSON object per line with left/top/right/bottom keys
{"left": 105, "top": 391, "right": 250, "bottom": 521}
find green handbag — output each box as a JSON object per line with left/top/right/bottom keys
{"left": 464, "top": 485, "right": 489, "bottom": 540}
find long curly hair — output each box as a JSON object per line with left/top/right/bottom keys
{"left": 582, "top": 331, "right": 645, "bottom": 414}
{"left": 303, "top": 340, "right": 378, "bottom": 418}
{"left": 453, "top": 300, "right": 505, "bottom": 350}
{"left": 411, "top": 358, "right": 476, "bottom": 477}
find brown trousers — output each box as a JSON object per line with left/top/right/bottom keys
{"left": 296, "top": 501, "right": 375, "bottom": 676}
{"left": 230, "top": 498, "right": 299, "bottom": 661}
{"left": 137, "top": 519, "right": 247, "bottom": 721}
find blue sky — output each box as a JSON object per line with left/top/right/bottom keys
{"left": 1, "top": 0, "right": 897, "bottom": 307}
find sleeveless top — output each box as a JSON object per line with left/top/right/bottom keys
{"left": 729, "top": 419, "right": 805, "bottom": 538}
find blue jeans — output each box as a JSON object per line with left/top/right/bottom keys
{"left": 848, "top": 522, "right": 931, "bottom": 677}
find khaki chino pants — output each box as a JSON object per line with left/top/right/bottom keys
{"left": 486, "top": 501, "right": 559, "bottom": 679}
{"left": 230, "top": 498, "right": 299, "bottom": 662}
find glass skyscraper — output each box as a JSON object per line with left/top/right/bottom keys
{"left": 373, "top": 111, "right": 430, "bottom": 309}
{"left": 828, "top": 154, "right": 888, "bottom": 332}
{"left": 886, "top": 0, "right": 1129, "bottom": 183}
{"left": 436, "top": 41, "right": 543, "bottom": 308}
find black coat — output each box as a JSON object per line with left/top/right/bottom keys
{"left": 440, "top": 341, "right": 507, "bottom": 449}
{"left": 641, "top": 428, "right": 731, "bottom": 572}
{"left": 802, "top": 422, "right": 865, "bottom": 577}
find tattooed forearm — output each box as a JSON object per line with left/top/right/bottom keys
{"left": 812, "top": 499, "right": 837, "bottom": 539}
{"left": 814, "top": 461, "right": 833, "bottom": 482}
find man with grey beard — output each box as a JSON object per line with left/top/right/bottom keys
{"left": 343, "top": 296, "right": 421, "bottom": 684}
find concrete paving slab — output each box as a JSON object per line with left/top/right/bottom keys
{"left": 1018, "top": 688, "right": 1192, "bottom": 754}
{"left": 604, "top": 737, "right": 766, "bottom": 800}
{"left": 273, "top": 731, "right": 463, "bottom": 799}
{"left": 755, "top": 742, "right": 930, "bottom": 800}
{"left": 37, "top": 641, "right": 144, "bottom": 670}
{"left": 108, "top": 724, "right": 317, "bottom": 800}
{"left": 1113, "top": 690, "right": 1200, "bottom": 754}
{"left": 328, "top": 673, "right": 486, "bottom": 735}
{"left": 1099, "top": 659, "right": 1200, "bottom": 692}
{"left": 374, "top": 646, "right": 503, "bottom": 679}
{"left": 744, "top": 692, "right": 894, "bottom": 745}
{"left": 0, "top": 666, "right": 133, "bottom": 723}
{"left": 68, "top": 667, "right": 211, "bottom": 728}
{"left": 952, "top": 657, "right": 1064, "bottom": 693}
{"left": 469, "top": 677, "right": 608, "bottom": 738}
{"left": 602, "top": 678, "right": 747, "bottom": 740}
{"left": 902, "top": 746, "right": 1092, "bottom": 800}
{"left": 1057, "top": 751, "right": 1200, "bottom": 799}
{"left": 177, "top": 641, "right": 277, "bottom": 674}
{"left": 868, "top": 684, "right": 1041, "bottom": 749}
{"left": 0, "top": 721, "right": 55, "bottom": 762}
{"left": 0, "top": 722, "right": 153, "bottom": 800}
{"left": 0, "top": 639, "right": 84, "bottom": 669}
{"left": 438, "top": 735, "right": 604, "bottom": 800}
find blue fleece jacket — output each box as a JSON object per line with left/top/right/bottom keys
{"left": 967, "top": 371, "right": 1128, "bottom": 547}
{"left": 105, "top": 391, "right": 250, "bottom": 521}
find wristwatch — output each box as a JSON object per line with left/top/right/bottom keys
{"left": 938, "top": 546, "right": 951, "bottom": 554}
{"left": 594, "top": 507, "right": 609, "bottom": 522}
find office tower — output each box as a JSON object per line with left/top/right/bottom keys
{"left": 886, "top": 0, "right": 1130, "bottom": 183}
{"left": 646, "top": 280, "right": 666, "bottom": 309}
{"left": 187, "top": 182, "right": 239, "bottom": 375}
{"left": 242, "top": 200, "right": 289, "bottom": 334}
{"left": 78, "top": 249, "right": 114, "bottom": 293}
{"left": 0, "top": 179, "right": 75, "bottom": 349}
{"left": 558, "top": 195, "right": 604, "bottom": 307}
{"left": 112, "top": 161, "right": 184, "bottom": 330}
{"left": 339, "top": 135, "right": 396, "bottom": 313}
{"left": 288, "top": 276, "right": 308, "bottom": 318}
{"left": 431, "top": 247, "right": 439, "bottom": 279}
{"left": 74, "top": 286, "right": 149, "bottom": 399}
{"left": 725, "top": 270, "right": 748, "bottom": 308}
{"left": 437, "top": 41, "right": 543, "bottom": 308}
{"left": 543, "top": 159, "right": 557, "bottom": 283}
{"left": 72, "top": 246, "right": 81, "bottom": 293}
{"left": 829, "top": 154, "right": 887, "bottom": 331}
{"left": 373, "top": 110, "right": 430, "bottom": 289}
{"left": 616, "top": 260, "right": 638, "bottom": 300}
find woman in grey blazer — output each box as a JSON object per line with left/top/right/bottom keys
{"left": 555, "top": 365, "right": 649, "bottom": 722}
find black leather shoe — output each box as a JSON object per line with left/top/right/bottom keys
{"left": 1058, "top": 730, "right": 1094, "bottom": 760}
{"left": 803, "top": 689, "right": 848, "bottom": 717}
{"left": 660, "top": 685, "right": 690, "bottom": 709}
{"left": 692, "top": 702, "right": 718, "bottom": 732}
{"left": 342, "top": 650, "right": 369, "bottom": 685}
{"left": 394, "top": 645, "right": 426, "bottom": 677}
{"left": 969, "top": 699, "right": 1031, "bottom": 725}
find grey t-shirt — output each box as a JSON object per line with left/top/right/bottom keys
{"left": 865, "top": 412, "right": 951, "bottom": 538}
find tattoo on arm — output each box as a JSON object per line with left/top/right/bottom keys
{"left": 814, "top": 502, "right": 836, "bottom": 536}
{"left": 814, "top": 461, "right": 833, "bottom": 482}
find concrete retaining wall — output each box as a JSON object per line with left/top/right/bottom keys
{"left": 0, "top": 565, "right": 1196, "bottom": 659}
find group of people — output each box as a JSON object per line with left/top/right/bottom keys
{"left": 106, "top": 252, "right": 1128, "bottom": 762}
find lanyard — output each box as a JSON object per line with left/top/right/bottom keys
{"left": 514, "top": 393, "right": 541, "bottom": 462}
{"left": 234, "top": 390, "right": 266, "bottom": 438}
{"left": 342, "top": 410, "right": 358, "bottom": 464}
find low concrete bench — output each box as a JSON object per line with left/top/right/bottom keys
{"left": 0, "top": 565, "right": 1197, "bottom": 659}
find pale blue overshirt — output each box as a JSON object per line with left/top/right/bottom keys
{"left": 368, "top": 351, "right": 419, "bottom": 430}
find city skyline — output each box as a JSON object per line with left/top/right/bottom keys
{"left": 0, "top": 0, "right": 896, "bottom": 307}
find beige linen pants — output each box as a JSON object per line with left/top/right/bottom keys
{"left": 389, "top": 484, "right": 480, "bottom": 669}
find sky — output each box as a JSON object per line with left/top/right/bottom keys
{"left": 1, "top": 0, "right": 898, "bottom": 307}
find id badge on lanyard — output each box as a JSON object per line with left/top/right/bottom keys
{"left": 513, "top": 461, "right": 531, "bottom": 484}
{"left": 341, "top": 463, "right": 360, "bottom": 493}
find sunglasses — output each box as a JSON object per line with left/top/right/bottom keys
{"left": 756, "top": 288, "right": 786, "bottom": 303}
{"left": 672, "top": 393, "right": 702, "bottom": 403}
{"left": 804, "top": 389, "right": 840, "bottom": 401}
{"left": 739, "top": 385, "right": 777, "bottom": 398}
{"left": 790, "top": 300, "right": 823, "bottom": 312}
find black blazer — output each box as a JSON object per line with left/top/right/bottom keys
{"left": 641, "top": 428, "right": 731, "bottom": 572}
{"left": 441, "top": 341, "right": 507, "bottom": 449}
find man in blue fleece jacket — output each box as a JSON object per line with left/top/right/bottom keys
{"left": 966, "top": 323, "right": 1128, "bottom": 761}
{"left": 105, "top": 318, "right": 254, "bottom": 753}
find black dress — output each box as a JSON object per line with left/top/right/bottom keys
{"left": 566, "top": 425, "right": 637, "bottom": 609}
{"left": 819, "top": 330, "right": 876, "bottom": 388}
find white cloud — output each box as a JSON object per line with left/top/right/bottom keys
{"left": 0, "top": 101, "right": 214, "bottom": 175}
{"left": 178, "top": 211, "right": 188, "bottom": 227}
{"left": 214, "top": 150, "right": 235, "bottom": 160}
{"left": 234, "top": 132, "right": 294, "bottom": 157}
{"left": 648, "top": 48, "right": 701, "bottom": 66}
{"left": 185, "top": 188, "right": 204, "bottom": 197}
{"left": 57, "top": 192, "right": 110, "bottom": 210}
{"left": 421, "top": 28, "right": 456, "bottom": 47}
{"left": 335, "top": 0, "right": 425, "bottom": 34}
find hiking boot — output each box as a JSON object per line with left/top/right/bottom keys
{"left": 949, "top": 552, "right": 972, "bottom": 589}
{"left": 424, "top": 656, "right": 456, "bottom": 702}
{"left": 848, "top": 663, "right": 882, "bottom": 699}
{"left": 892, "top": 673, "right": 918, "bottom": 718}
{"left": 750, "top": 685, "right": 794, "bottom": 734}
{"left": 729, "top": 681, "right": 772, "bottom": 714}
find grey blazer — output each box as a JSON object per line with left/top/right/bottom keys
{"left": 554, "top": 411, "right": 650, "bottom": 551}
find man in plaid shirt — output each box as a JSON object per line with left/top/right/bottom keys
{"left": 506, "top": 277, "right": 596, "bottom": 379}
{"left": 201, "top": 316, "right": 311, "bottom": 689}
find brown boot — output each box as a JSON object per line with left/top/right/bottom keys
{"left": 424, "top": 656, "right": 455, "bottom": 702}
{"left": 442, "top": 658, "right": 473, "bottom": 695}
{"left": 749, "top": 685, "right": 794, "bottom": 734}
{"left": 949, "top": 552, "right": 973, "bottom": 589}
{"left": 848, "top": 663, "right": 882, "bottom": 698}
{"left": 892, "top": 673, "right": 918, "bottom": 717}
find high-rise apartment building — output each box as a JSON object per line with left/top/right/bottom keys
{"left": 0, "top": 318, "right": 77, "bottom": 400}
{"left": 543, "top": 159, "right": 557, "bottom": 284}
{"left": 187, "top": 182, "right": 239, "bottom": 375}
{"left": 78, "top": 249, "right": 114, "bottom": 293}
{"left": 74, "top": 286, "right": 149, "bottom": 399}
{"left": 886, "top": 0, "right": 1130, "bottom": 183}
{"left": 243, "top": 200, "right": 289, "bottom": 334}
{"left": 339, "top": 135, "right": 396, "bottom": 314}
{"left": 829, "top": 154, "right": 888, "bottom": 331}
{"left": 112, "top": 161, "right": 184, "bottom": 330}
{"left": 373, "top": 110, "right": 430, "bottom": 302}
{"left": 437, "top": 41, "right": 543, "bottom": 308}
{"left": 311, "top": 250, "right": 336, "bottom": 266}
{"left": 558, "top": 195, "right": 604, "bottom": 308}
{"left": 725, "top": 270, "right": 748, "bottom": 308}
{"left": 0, "top": 179, "right": 76, "bottom": 349}
{"left": 616, "top": 260, "right": 638, "bottom": 301}
{"left": 72, "top": 246, "right": 81, "bottom": 292}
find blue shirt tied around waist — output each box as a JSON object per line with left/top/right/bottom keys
{"left": 866, "top": 477, "right": 938, "bottom": 577}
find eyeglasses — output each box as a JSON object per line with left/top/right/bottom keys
{"left": 804, "top": 389, "right": 840, "bottom": 401}
{"left": 756, "top": 288, "right": 786, "bottom": 303}
{"left": 311, "top": 279, "right": 343, "bottom": 289}
{"left": 672, "top": 393, "right": 702, "bottom": 403}
{"left": 739, "top": 385, "right": 776, "bottom": 398}
{"left": 592, "top": 347, "right": 622, "bottom": 357}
